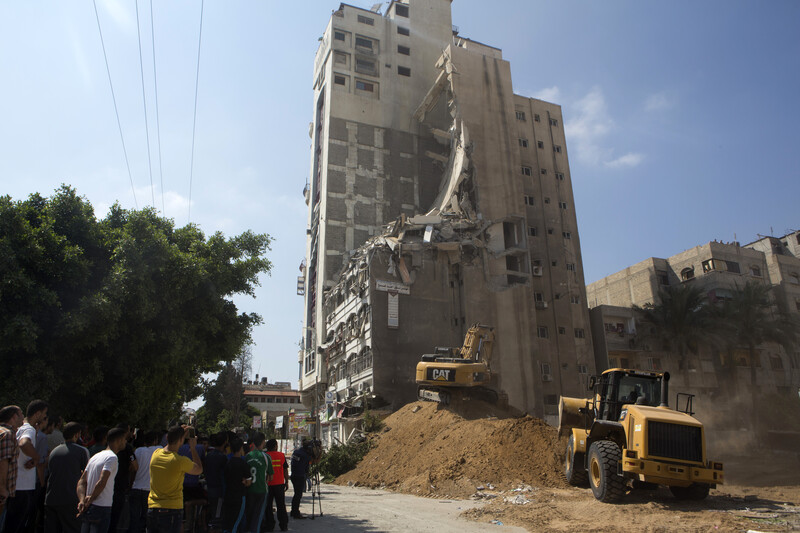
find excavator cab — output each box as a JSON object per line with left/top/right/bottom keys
{"left": 593, "top": 369, "right": 663, "bottom": 421}
{"left": 415, "top": 324, "right": 506, "bottom": 405}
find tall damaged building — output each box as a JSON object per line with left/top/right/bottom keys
{"left": 299, "top": 0, "right": 595, "bottom": 443}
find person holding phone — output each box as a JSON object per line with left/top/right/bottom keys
{"left": 146, "top": 426, "right": 202, "bottom": 533}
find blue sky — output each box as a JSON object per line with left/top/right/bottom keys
{"left": 1, "top": 1, "right": 798, "bottom": 394}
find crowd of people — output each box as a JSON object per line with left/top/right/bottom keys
{"left": 0, "top": 401, "right": 318, "bottom": 533}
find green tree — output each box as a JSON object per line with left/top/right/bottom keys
{"left": 0, "top": 186, "right": 272, "bottom": 427}
{"left": 634, "top": 284, "right": 715, "bottom": 371}
{"left": 720, "top": 282, "right": 799, "bottom": 415}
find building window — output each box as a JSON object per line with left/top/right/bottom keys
{"left": 554, "top": 145, "right": 562, "bottom": 153}
{"left": 550, "top": 118, "right": 558, "bottom": 126}
{"left": 518, "top": 138, "right": 528, "bottom": 148}
{"left": 334, "top": 51, "right": 348, "bottom": 65}
{"left": 334, "top": 30, "right": 346, "bottom": 41}
{"left": 551, "top": 260, "right": 558, "bottom": 267}
{"left": 790, "top": 273, "right": 800, "bottom": 285}
{"left": 355, "top": 79, "right": 375, "bottom": 93}
{"left": 795, "top": 299, "right": 800, "bottom": 311}
{"left": 656, "top": 270, "right": 669, "bottom": 285}
{"left": 521, "top": 166, "right": 532, "bottom": 176}
{"left": 524, "top": 195, "right": 535, "bottom": 205}
{"left": 355, "top": 36, "right": 375, "bottom": 52}
{"left": 559, "top": 201, "right": 568, "bottom": 209}
{"left": 544, "top": 197, "right": 551, "bottom": 204}
{"left": 397, "top": 44, "right": 410, "bottom": 55}
{"left": 357, "top": 14, "right": 374, "bottom": 25}
{"left": 395, "top": 3, "right": 409, "bottom": 17}
{"left": 681, "top": 267, "right": 695, "bottom": 281}
{"left": 547, "top": 228, "right": 554, "bottom": 235}
{"left": 537, "top": 326, "right": 549, "bottom": 339}
{"left": 566, "top": 263, "right": 576, "bottom": 271}
{"left": 578, "top": 364, "right": 588, "bottom": 374}
{"left": 556, "top": 172, "right": 565, "bottom": 181}
{"left": 398, "top": 66, "right": 411, "bottom": 76}
{"left": 541, "top": 362, "right": 552, "bottom": 374}
{"left": 528, "top": 226, "right": 537, "bottom": 237}
{"left": 750, "top": 265, "right": 762, "bottom": 277}
{"left": 770, "top": 355, "right": 784, "bottom": 370}
{"left": 534, "top": 292, "right": 544, "bottom": 302}
{"left": 537, "top": 140, "right": 544, "bottom": 149}
{"left": 558, "top": 326, "right": 566, "bottom": 335}
{"left": 540, "top": 168, "right": 547, "bottom": 175}
{"left": 574, "top": 328, "right": 585, "bottom": 339}
{"left": 534, "top": 114, "right": 540, "bottom": 122}
{"left": 562, "top": 231, "right": 571, "bottom": 239}
{"left": 355, "top": 57, "right": 377, "bottom": 75}
{"left": 334, "top": 74, "right": 347, "bottom": 86}
{"left": 397, "top": 26, "right": 410, "bottom": 36}
{"left": 516, "top": 111, "right": 526, "bottom": 121}
{"left": 570, "top": 295, "right": 580, "bottom": 304}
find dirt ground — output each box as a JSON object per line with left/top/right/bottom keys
{"left": 335, "top": 401, "right": 800, "bottom": 531}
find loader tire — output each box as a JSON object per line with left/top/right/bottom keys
{"left": 669, "top": 483, "right": 710, "bottom": 500}
{"left": 588, "top": 440, "right": 625, "bottom": 503}
{"left": 565, "top": 434, "right": 588, "bottom": 487}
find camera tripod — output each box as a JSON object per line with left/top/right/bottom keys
{"left": 309, "top": 470, "right": 323, "bottom": 519}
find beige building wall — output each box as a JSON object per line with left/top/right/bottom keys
{"left": 587, "top": 232, "right": 800, "bottom": 398}
{"left": 300, "top": 1, "right": 595, "bottom": 424}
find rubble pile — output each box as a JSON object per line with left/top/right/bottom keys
{"left": 335, "top": 401, "right": 567, "bottom": 498}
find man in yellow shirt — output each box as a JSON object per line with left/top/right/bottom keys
{"left": 146, "top": 426, "right": 202, "bottom": 533}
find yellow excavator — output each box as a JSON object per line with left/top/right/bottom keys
{"left": 415, "top": 324, "right": 506, "bottom": 405}
{"left": 559, "top": 368, "right": 724, "bottom": 502}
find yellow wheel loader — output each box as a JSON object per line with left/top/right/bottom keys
{"left": 559, "top": 368, "right": 724, "bottom": 503}
{"left": 415, "top": 324, "right": 507, "bottom": 405}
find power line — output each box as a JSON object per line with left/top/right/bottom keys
{"left": 135, "top": 0, "right": 155, "bottom": 209}
{"left": 188, "top": 0, "right": 204, "bottom": 223}
{"left": 92, "top": 0, "right": 138, "bottom": 209}
{"left": 150, "top": 0, "right": 165, "bottom": 216}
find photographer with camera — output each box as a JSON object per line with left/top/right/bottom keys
{"left": 146, "top": 425, "right": 202, "bottom": 533}
{"left": 288, "top": 439, "right": 313, "bottom": 520}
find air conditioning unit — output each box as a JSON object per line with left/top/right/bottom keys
{"left": 532, "top": 266, "right": 543, "bottom": 277}
{"left": 535, "top": 301, "right": 548, "bottom": 310}
{"left": 541, "top": 373, "right": 553, "bottom": 382}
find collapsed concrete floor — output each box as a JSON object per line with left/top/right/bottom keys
{"left": 334, "top": 400, "right": 800, "bottom": 531}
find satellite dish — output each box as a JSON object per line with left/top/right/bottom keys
{"left": 370, "top": 2, "right": 383, "bottom": 13}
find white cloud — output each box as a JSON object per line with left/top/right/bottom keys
{"left": 565, "top": 86, "right": 644, "bottom": 170}
{"left": 645, "top": 92, "right": 671, "bottom": 112}
{"left": 98, "top": 0, "right": 135, "bottom": 33}
{"left": 67, "top": 24, "right": 92, "bottom": 89}
{"left": 530, "top": 86, "right": 561, "bottom": 102}
{"left": 605, "top": 153, "right": 644, "bottom": 168}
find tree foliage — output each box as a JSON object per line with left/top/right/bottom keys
{"left": 195, "top": 347, "right": 256, "bottom": 434}
{"left": 634, "top": 284, "right": 713, "bottom": 367}
{"left": 0, "top": 186, "right": 272, "bottom": 427}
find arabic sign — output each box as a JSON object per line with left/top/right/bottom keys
{"left": 375, "top": 279, "right": 410, "bottom": 294}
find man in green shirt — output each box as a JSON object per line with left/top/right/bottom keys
{"left": 244, "top": 434, "right": 272, "bottom": 533}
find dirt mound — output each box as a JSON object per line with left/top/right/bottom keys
{"left": 335, "top": 401, "right": 567, "bottom": 498}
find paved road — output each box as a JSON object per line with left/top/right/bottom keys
{"left": 282, "top": 483, "right": 525, "bottom": 532}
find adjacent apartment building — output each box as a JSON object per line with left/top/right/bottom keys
{"left": 299, "top": 0, "right": 595, "bottom": 441}
{"left": 586, "top": 230, "right": 800, "bottom": 396}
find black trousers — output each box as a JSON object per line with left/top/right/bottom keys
{"left": 44, "top": 504, "right": 81, "bottom": 533}
{"left": 264, "top": 486, "right": 287, "bottom": 531}
{"left": 289, "top": 478, "right": 304, "bottom": 516}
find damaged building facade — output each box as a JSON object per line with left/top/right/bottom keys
{"left": 299, "top": 0, "right": 595, "bottom": 443}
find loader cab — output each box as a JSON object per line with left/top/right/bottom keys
{"left": 594, "top": 369, "right": 664, "bottom": 421}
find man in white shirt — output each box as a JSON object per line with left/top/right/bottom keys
{"left": 76, "top": 428, "right": 127, "bottom": 533}
{"left": 4, "top": 400, "right": 48, "bottom": 533}
{"left": 127, "top": 432, "right": 159, "bottom": 533}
